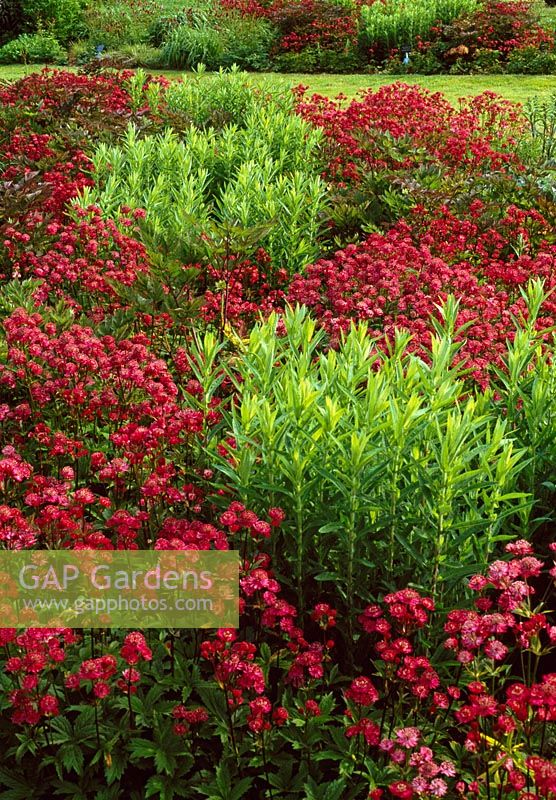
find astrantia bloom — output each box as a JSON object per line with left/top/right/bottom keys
{"left": 345, "top": 676, "right": 379, "bottom": 706}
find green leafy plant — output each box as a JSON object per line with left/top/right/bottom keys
{"left": 204, "top": 300, "right": 541, "bottom": 616}
{"left": 0, "top": 31, "right": 66, "bottom": 63}
{"left": 507, "top": 44, "right": 556, "bottom": 73}
{"left": 82, "top": 0, "right": 153, "bottom": 48}
{"left": 359, "top": 0, "right": 479, "bottom": 58}
{"left": 523, "top": 92, "right": 556, "bottom": 163}
{"left": 161, "top": 11, "right": 277, "bottom": 71}
{"left": 79, "top": 94, "right": 327, "bottom": 273}
{"left": 110, "top": 42, "right": 163, "bottom": 66}
{"left": 164, "top": 65, "right": 291, "bottom": 129}
{"left": 161, "top": 22, "right": 225, "bottom": 69}
{"left": 20, "top": 0, "right": 85, "bottom": 45}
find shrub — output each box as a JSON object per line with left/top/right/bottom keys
{"left": 272, "top": 47, "right": 319, "bottom": 71}
{"left": 0, "top": 0, "right": 23, "bottom": 46}
{"left": 67, "top": 38, "right": 96, "bottom": 64}
{"left": 164, "top": 65, "right": 291, "bottom": 127}
{"left": 147, "top": 10, "right": 192, "bottom": 47}
{"left": 471, "top": 47, "right": 505, "bottom": 72}
{"left": 110, "top": 43, "right": 163, "bottom": 67}
{"left": 82, "top": 0, "right": 153, "bottom": 48}
{"left": 148, "top": 4, "right": 216, "bottom": 47}
{"left": 217, "top": 11, "right": 277, "bottom": 69}
{"left": 507, "top": 44, "right": 556, "bottom": 73}
{"left": 267, "top": 0, "right": 359, "bottom": 54}
{"left": 161, "top": 12, "right": 276, "bottom": 70}
{"left": 384, "top": 50, "right": 444, "bottom": 73}
{"left": 205, "top": 303, "right": 548, "bottom": 611}
{"left": 0, "top": 31, "right": 66, "bottom": 63}
{"left": 317, "top": 45, "right": 364, "bottom": 71}
{"left": 422, "top": 0, "right": 554, "bottom": 68}
{"left": 161, "top": 22, "right": 226, "bottom": 68}
{"left": 20, "top": 0, "right": 85, "bottom": 45}
{"left": 287, "top": 206, "right": 556, "bottom": 382}
{"left": 79, "top": 107, "right": 326, "bottom": 273}
{"left": 274, "top": 42, "right": 364, "bottom": 71}
{"left": 295, "top": 83, "right": 525, "bottom": 235}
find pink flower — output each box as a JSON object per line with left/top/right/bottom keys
{"left": 429, "top": 778, "right": 448, "bottom": 797}
{"left": 395, "top": 727, "right": 421, "bottom": 749}
{"left": 484, "top": 639, "right": 508, "bottom": 661}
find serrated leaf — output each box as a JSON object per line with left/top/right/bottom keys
{"left": 60, "top": 744, "right": 84, "bottom": 776}
{"left": 229, "top": 778, "right": 254, "bottom": 800}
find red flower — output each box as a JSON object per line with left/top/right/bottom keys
{"left": 345, "top": 676, "right": 379, "bottom": 706}
{"left": 120, "top": 632, "right": 152, "bottom": 665}
{"left": 389, "top": 780, "right": 414, "bottom": 799}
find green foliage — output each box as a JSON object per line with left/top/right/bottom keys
{"left": 360, "top": 0, "right": 479, "bottom": 56}
{"left": 20, "top": 0, "right": 85, "bottom": 45}
{"left": 218, "top": 12, "right": 277, "bottom": 71}
{"left": 164, "top": 65, "right": 292, "bottom": 128}
{"left": 272, "top": 48, "right": 320, "bottom": 73}
{"left": 470, "top": 48, "right": 505, "bottom": 73}
{"left": 109, "top": 43, "right": 163, "bottom": 68}
{"left": 523, "top": 92, "right": 556, "bottom": 163}
{"left": 147, "top": 11, "right": 193, "bottom": 48}
{"left": 80, "top": 86, "right": 326, "bottom": 272}
{"left": 82, "top": 1, "right": 152, "bottom": 48}
{"left": 67, "top": 39, "right": 96, "bottom": 64}
{"left": 161, "top": 12, "right": 277, "bottom": 71}
{"left": 161, "top": 22, "right": 225, "bottom": 69}
{"left": 316, "top": 46, "right": 365, "bottom": 72}
{"left": 203, "top": 300, "right": 556, "bottom": 611}
{"left": 0, "top": 31, "right": 66, "bottom": 63}
{"left": 273, "top": 45, "right": 364, "bottom": 73}
{"left": 384, "top": 50, "right": 444, "bottom": 74}
{"left": 507, "top": 44, "right": 556, "bottom": 74}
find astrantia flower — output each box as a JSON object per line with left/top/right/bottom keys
{"left": 395, "top": 727, "right": 421, "bottom": 749}
{"left": 345, "top": 676, "right": 379, "bottom": 706}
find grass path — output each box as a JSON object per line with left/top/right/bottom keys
{"left": 1, "top": 63, "right": 556, "bottom": 104}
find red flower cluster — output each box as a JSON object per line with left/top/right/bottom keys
{"left": 220, "top": 0, "right": 359, "bottom": 53}
{"left": 445, "top": 540, "right": 556, "bottom": 664}
{"left": 2, "top": 628, "right": 76, "bottom": 724}
{"left": 120, "top": 631, "right": 152, "bottom": 665}
{"left": 467, "top": 0, "right": 553, "bottom": 54}
{"left": 295, "top": 84, "right": 523, "bottom": 182}
{"left": 2, "top": 207, "right": 150, "bottom": 312}
{"left": 67, "top": 654, "right": 118, "bottom": 698}
{"left": 289, "top": 205, "right": 556, "bottom": 384}
{"left": 344, "top": 676, "right": 379, "bottom": 706}
{"left": 172, "top": 704, "right": 209, "bottom": 736}
{"left": 201, "top": 629, "right": 265, "bottom": 708}
{"left": 199, "top": 249, "right": 287, "bottom": 336}
{"left": 0, "top": 70, "right": 133, "bottom": 116}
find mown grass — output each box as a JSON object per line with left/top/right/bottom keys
{"left": 1, "top": 63, "right": 555, "bottom": 104}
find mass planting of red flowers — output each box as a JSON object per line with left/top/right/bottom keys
{"left": 288, "top": 204, "right": 556, "bottom": 384}
{"left": 0, "top": 70, "right": 554, "bottom": 797}
{"left": 295, "top": 83, "right": 524, "bottom": 181}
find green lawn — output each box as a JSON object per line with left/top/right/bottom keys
{"left": 1, "top": 63, "right": 556, "bottom": 104}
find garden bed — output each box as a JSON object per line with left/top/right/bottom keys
{"left": 0, "top": 66, "right": 555, "bottom": 799}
